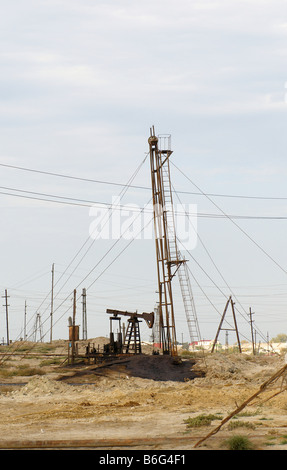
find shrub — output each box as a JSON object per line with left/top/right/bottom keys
{"left": 0, "top": 365, "right": 45, "bottom": 377}
{"left": 224, "top": 435, "right": 254, "bottom": 450}
{"left": 228, "top": 420, "right": 256, "bottom": 431}
{"left": 184, "top": 413, "right": 222, "bottom": 428}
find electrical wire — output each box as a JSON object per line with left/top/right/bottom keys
{"left": 172, "top": 182, "right": 252, "bottom": 321}
{"left": 0, "top": 154, "right": 151, "bottom": 360}
{"left": 1, "top": 155, "right": 284, "bottom": 352}
{"left": 171, "top": 161, "right": 287, "bottom": 277}
{"left": 170, "top": 166, "right": 279, "bottom": 344}
{"left": 1, "top": 184, "right": 287, "bottom": 220}
{"left": 21, "top": 202, "right": 154, "bottom": 351}
{"left": 1, "top": 161, "right": 287, "bottom": 201}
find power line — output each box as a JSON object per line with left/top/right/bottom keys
{"left": 1, "top": 161, "right": 287, "bottom": 201}
{"left": 0, "top": 154, "right": 150, "bottom": 360}
{"left": 172, "top": 182, "right": 251, "bottom": 319}
{"left": 1, "top": 156, "right": 285, "bottom": 352}
{"left": 1, "top": 184, "right": 287, "bottom": 220}
{"left": 171, "top": 161, "right": 287, "bottom": 277}
{"left": 10, "top": 197, "right": 154, "bottom": 357}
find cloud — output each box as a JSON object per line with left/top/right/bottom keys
{"left": 0, "top": 0, "right": 287, "bottom": 341}
{"left": 0, "top": 0, "right": 286, "bottom": 123}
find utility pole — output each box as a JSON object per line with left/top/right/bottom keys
{"left": 24, "top": 300, "right": 27, "bottom": 340}
{"left": 34, "top": 313, "right": 43, "bottom": 342}
{"left": 50, "top": 263, "right": 54, "bottom": 343}
{"left": 211, "top": 296, "right": 242, "bottom": 353}
{"left": 230, "top": 298, "right": 241, "bottom": 353}
{"left": 82, "top": 288, "right": 87, "bottom": 340}
{"left": 225, "top": 330, "right": 229, "bottom": 350}
{"left": 2, "top": 290, "right": 10, "bottom": 345}
{"left": 249, "top": 307, "right": 256, "bottom": 355}
{"left": 72, "top": 289, "right": 76, "bottom": 364}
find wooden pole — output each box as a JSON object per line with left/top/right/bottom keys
{"left": 194, "top": 363, "right": 287, "bottom": 448}
{"left": 249, "top": 307, "right": 255, "bottom": 355}
{"left": 50, "top": 263, "right": 54, "bottom": 343}
{"left": 230, "top": 298, "right": 241, "bottom": 353}
{"left": 82, "top": 288, "right": 87, "bottom": 340}
{"left": 211, "top": 296, "right": 231, "bottom": 353}
{"left": 2, "top": 290, "right": 10, "bottom": 345}
{"left": 72, "top": 289, "right": 76, "bottom": 364}
{"left": 24, "top": 300, "right": 27, "bottom": 340}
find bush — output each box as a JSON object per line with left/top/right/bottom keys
{"left": 224, "top": 435, "right": 254, "bottom": 450}
{"left": 0, "top": 364, "right": 45, "bottom": 377}
{"left": 228, "top": 420, "right": 256, "bottom": 431}
{"left": 184, "top": 413, "right": 222, "bottom": 428}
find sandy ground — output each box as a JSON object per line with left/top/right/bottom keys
{"left": 0, "top": 339, "right": 287, "bottom": 451}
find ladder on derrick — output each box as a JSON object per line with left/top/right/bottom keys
{"left": 158, "top": 134, "right": 201, "bottom": 347}
{"left": 177, "top": 255, "right": 201, "bottom": 347}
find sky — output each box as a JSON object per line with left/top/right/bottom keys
{"left": 0, "top": 0, "right": 287, "bottom": 347}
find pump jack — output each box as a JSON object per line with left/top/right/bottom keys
{"left": 106, "top": 309, "right": 154, "bottom": 354}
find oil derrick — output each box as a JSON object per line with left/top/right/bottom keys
{"left": 148, "top": 127, "right": 181, "bottom": 356}
{"left": 148, "top": 127, "right": 201, "bottom": 355}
